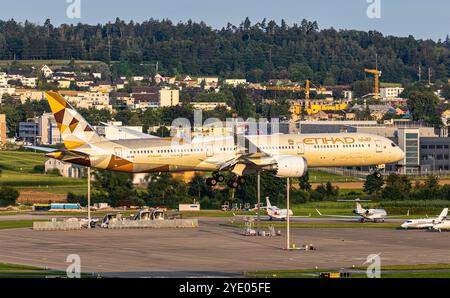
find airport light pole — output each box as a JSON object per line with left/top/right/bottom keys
{"left": 87, "top": 167, "right": 91, "bottom": 229}
{"left": 257, "top": 171, "right": 261, "bottom": 235}
{"left": 286, "top": 177, "right": 290, "bottom": 250}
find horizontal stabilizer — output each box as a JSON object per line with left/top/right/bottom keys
{"left": 25, "top": 146, "right": 60, "bottom": 153}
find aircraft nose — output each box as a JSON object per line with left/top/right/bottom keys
{"left": 394, "top": 147, "right": 405, "bottom": 162}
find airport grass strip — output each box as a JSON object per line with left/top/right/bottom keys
{"left": 0, "top": 262, "right": 89, "bottom": 278}
{"left": 247, "top": 263, "right": 450, "bottom": 278}
{"left": 0, "top": 220, "right": 45, "bottom": 230}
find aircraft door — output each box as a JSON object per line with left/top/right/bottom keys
{"left": 375, "top": 140, "right": 383, "bottom": 153}
{"left": 114, "top": 147, "right": 123, "bottom": 160}
{"left": 206, "top": 144, "right": 214, "bottom": 157}
{"left": 297, "top": 142, "right": 305, "bottom": 155}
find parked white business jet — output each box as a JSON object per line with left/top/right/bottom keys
{"left": 233, "top": 197, "right": 310, "bottom": 221}
{"left": 316, "top": 202, "right": 389, "bottom": 222}
{"left": 262, "top": 197, "right": 312, "bottom": 220}
{"left": 401, "top": 208, "right": 448, "bottom": 229}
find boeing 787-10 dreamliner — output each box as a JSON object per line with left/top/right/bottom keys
{"left": 28, "top": 91, "right": 405, "bottom": 188}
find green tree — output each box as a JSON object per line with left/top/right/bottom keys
{"left": 231, "top": 86, "right": 254, "bottom": 119}
{"left": 146, "top": 173, "right": 187, "bottom": 208}
{"left": 363, "top": 173, "right": 384, "bottom": 195}
{"left": 381, "top": 174, "right": 411, "bottom": 200}
{"left": 406, "top": 91, "right": 440, "bottom": 121}
{"left": 352, "top": 80, "right": 373, "bottom": 98}
{"left": 299, "top": 172, "right": 312, "bottom": 191}
{"left": 187, "top": 173, "right": 213, "bottom": 200}
{"left": 0, "top": 186, "right": 19, "bottom": 206}
{"left": 93, "top": 170, "right": 136, "bottom": 206}
{"left": 442, "top": 84, "right": 450, "bottom": 100}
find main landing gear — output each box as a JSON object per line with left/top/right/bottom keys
{"left": 205, "top": 172, "right": 225, "bottom": 186}
{"left": 205, "top": 173, "right": 246, "bottom": 188}
{"left": 227, "top": 176, "right": 246, "bottom": 189}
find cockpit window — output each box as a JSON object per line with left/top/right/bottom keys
{"left": 391, "top": 142, "right": 396, "bottom": 147}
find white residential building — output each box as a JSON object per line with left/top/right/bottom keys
{"left": 380, "top": 87, "right": 404, "bottom": 99}
{"left": 0, "top": 86, "right": 16, "bottom": 101}
{"left": 45, "top": 159, "right": 84, "bottom": 178}
{"left": 197, "top": 77, "right": 219, "bottom": 89}
{"left": 76, "top": 80, "right": 94, "bottom": 88}
{"left": 17, "top": 90, "right": 45, "bottom": 103}
{"left": 20, "top": 77, "right": 38, "bottom": 88}
{"left": 191, "top": 102, "right": 230, "bottom": 111}
{"left": 0, "top": 72, "right": 8, "bottom": 86}
{"left": 35, "top": 113, "right": 62, "bottom": 145}
{"left": 40, "top": 65, "right": 53, "bottom": 78}
{"left": 159, "top": 89, "right": 180, "bottom": 107}
{"left": 65, "top": 92, "right": 112, "bottom": 111}
{"left": 224, "top": 79, "right": 247, "bottom": 87}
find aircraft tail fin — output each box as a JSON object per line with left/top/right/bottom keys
{"left": 356, "top": 203, "right": 364, "bottom": 214}
{"left": 438, "top": 208, "right": 448, "bottom": 220}
{"left": 266, "top": 197, "right": 272, "bottom": 208}
{"left": 45, "top": 91, "right": 103, "bottom": 150}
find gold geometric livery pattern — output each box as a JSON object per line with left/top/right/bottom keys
{"left": 45, "top": 91, "right": 103, "bottom": 150}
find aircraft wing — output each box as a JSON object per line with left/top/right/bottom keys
{"left": 315, "top": 209, "right": 361, "bottom": 219}
{"left": 25, "top": 146, "right": 60, "bottom": 153}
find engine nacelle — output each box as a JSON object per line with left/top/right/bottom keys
{"left": 272, "top": 155, "right": 308, "bottom": 178}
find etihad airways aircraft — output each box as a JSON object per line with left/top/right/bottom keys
{"left": 29, "top": 91, "right": 405, "bottom": 188}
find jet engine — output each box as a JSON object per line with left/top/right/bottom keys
{"left": 271, "top": 155, "right": 308, "bottom": 178}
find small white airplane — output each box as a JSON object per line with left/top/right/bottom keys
{"left": 316, "top": 202, "right": 389, "bottom": 222}
{"left": 233, "top": 197, "right": 310, "bottom": 221}
{"left": 262, "top": 197, "right": 295, "bottom": 221}
{"left": 401, "top": 208, "right": 448, "bottom": 230}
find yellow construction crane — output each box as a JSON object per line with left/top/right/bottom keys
{"left": 364, "top": 68, "right": 382, "bottom": 99}
{"left": 263, "top": 80, "right": 328, "bottom": 100}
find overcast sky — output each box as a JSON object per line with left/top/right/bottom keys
{"left": 1, "top": 0, "right": 448, "bottom": 40}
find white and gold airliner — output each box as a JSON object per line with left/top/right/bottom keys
{"left": 28, "top": 92, "right": 405, "bottom": 188}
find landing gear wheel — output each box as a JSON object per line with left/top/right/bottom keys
{"left": 206, "top": 177, "right": 218, "bottom": 186}
{"left": 209, "top": 178, "right": 218, "bottom": 186}
{"left": 227, "top": 179, "right": 239, "bottom": 188}
{"left": 215, "top": 174, "right": 225, "bottom": 183}
{"left": 237, "top": 176, "right": 246, "bottom": 185}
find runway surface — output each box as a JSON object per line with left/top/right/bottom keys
{"left": 0, "top": 217, "right": 449, "bottom": 277}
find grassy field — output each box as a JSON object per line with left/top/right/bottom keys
{"left": 179, "top": 199, "right": 450, "bottom": 219}
{"left": 0, "top": 220, "right": 43, "bottom": 229}
{"left": 0, "top": 151, "right": 87, "bottom": 195}
{"left": 247, "top": 263, "right": 450, "bottom": 278}
{"left": 0, "top": 262, "right": 94, "bottom": 278}
{"left": 308, "top": 170, "right": 360, "bottom": 183}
